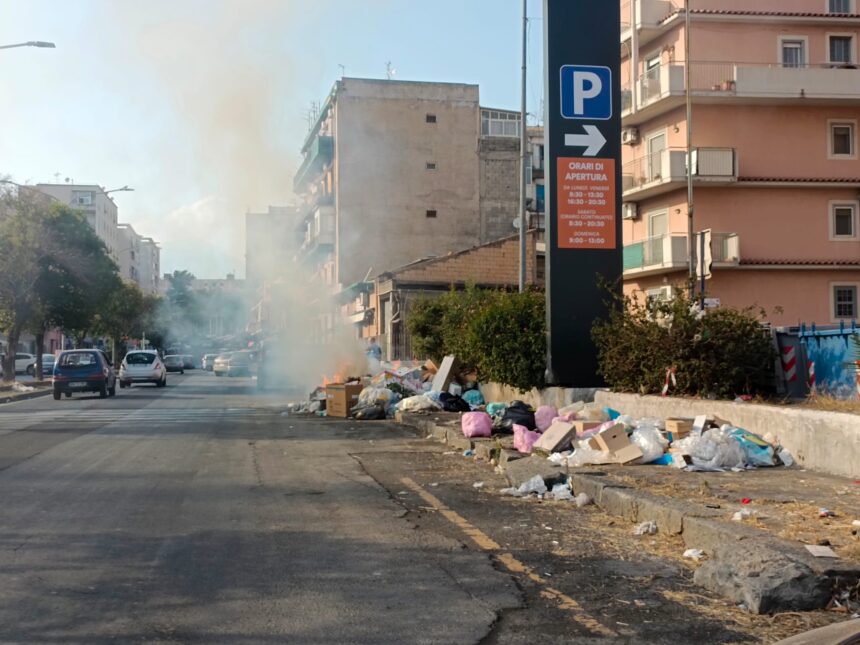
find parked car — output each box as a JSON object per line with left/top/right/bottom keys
{"left": 0, "top": 352, "right": 37, "bottom": 375}
{"left": 227, "top": 350, "right": 252, "bottom": 377}
{"left": 118, "top": 350, "right": 166, "bottom": 388}
{"left": 213, "top": 352, "right": 232, "bottom": 377}
{"left": 202, "top": 353, "right": 218, "bottom": 371}
{"left": 182, "top": 355, "right": 196, "bottom": 370}
{"left": 52, "top": 349, "right": 116, "bottom": 399}
{"left": 163, "top": 355, "right": 185, "bottom": 373}
{"left": 27, "top": 354, "right": 57, "bottom": 377}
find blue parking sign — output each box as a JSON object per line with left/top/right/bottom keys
{"left": 560, "top": 65, "right": 612, "bottom": 120}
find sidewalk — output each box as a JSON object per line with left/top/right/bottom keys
{"left": 396, "top": 410, "right": 860, "bottom": 615}
{"left": 0, "top": 383, "right": 52, "bottom": 405}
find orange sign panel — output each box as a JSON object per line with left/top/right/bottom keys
{"left": 556, "top": 157, "right": 616, "bottom": 249}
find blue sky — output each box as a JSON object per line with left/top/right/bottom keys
{"left": 0, "top": 0, "right": 544, "bottom": 277}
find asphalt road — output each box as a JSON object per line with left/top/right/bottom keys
{"left": 0, "top": 372, "right": 815, "bottom": 643}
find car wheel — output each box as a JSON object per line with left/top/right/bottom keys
{"left": 180, "top": 370, "right": 184, "bottom": 375}
{"left": 26, "top": 365, "right": 34, "bottom": 376}
{"left": 119, "top": 381, "right": 126, "bottom": 389}
{"left": 53, "top": 389, "right": 61, "bottom": 401}
{"left": 109, "top": 383, "right": 116, "bottom": 397}
{"left": 99, "top": 384, "right": 107, "bottom": 398}
{"left": 65, "top": 392, "right": 72, "bottom": 398}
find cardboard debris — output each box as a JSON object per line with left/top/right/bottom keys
{"left": 664, "top": 418, "right": 693, "bottom": 440}
{"left": 805, "top": 544, "right": 839, "bottom": 558}
{"left": 587, "top": 423, "right": 644, "bottom": 464}
{"left": 533, "top": 421, "right": 577, "bottom": 453}
{"left": 431, "top": 355, "right": 461, "bottom": 393}
{"left": 326, "top": 383, "right": 363, "bottom": 418}
{"left": 692, "top": 414, "right": 732, "bottom": 436}
{"left": 572, "top": 420, "right": 602, "bottom": 436}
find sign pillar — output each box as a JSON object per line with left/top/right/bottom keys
{"left": 544, "top": 0, "right": 622, "bottom": 386}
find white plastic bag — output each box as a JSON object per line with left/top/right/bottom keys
{"left": 673, "top": 427, "right": 745, "bottom": 470}
{"left": 567, "top": 440, "right": 610, "bottom": 467}
{"left": 630, "top": 425, "right": 669, "bottom": 464}
{"left": 517, "top": 475, "right": 547, "bottom": 496}
{"left": 574, "top": 492, "right": 593, "bottom": 507}
{"left": 399, "top": 394, "right": 440, "bottom": 412}
{"left": 550, "top": 483, "right": 573, "bottom": 501}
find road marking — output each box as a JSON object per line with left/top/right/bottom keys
{"left": 400, "top": 477, "right": 617, "bottom": 637}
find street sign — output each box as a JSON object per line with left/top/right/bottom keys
{"left": 544, "top": 0, "right": 622, "bottom": 387}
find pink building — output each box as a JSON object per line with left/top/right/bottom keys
{"left": 620, "top": 0, "right": 860, "bottom": 325}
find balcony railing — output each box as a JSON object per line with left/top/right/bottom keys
{"left": 622, "top": 147, "right": 736, "bottom": 198}
{"left": 624, "top": 232, "right": 740, "bottom": 275}
{"left": 623, "top": 234, "right": 688, "bottom": 273}
{"left": 298, "top": 206, "right": 335, "bottom": 259}
{"left": 293, "top": 135, "right": 334, "bottom": 193}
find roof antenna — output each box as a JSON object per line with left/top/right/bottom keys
{"left": 338, "top": 63, "right": 345, "bottom": 78}
{"left": 386, "top": 61, "right": 396, "bottom": 80}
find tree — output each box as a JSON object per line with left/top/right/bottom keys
{"left": 92, "top": 283, "right": 159, "bottom": 362}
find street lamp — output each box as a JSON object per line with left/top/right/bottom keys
{"left": 104, "top": 186, "right": 134, "bottom": 195}
{"left": 0, "top": 41, "right": 56, "bottom": 50}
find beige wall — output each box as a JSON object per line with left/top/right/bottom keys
{"left": 334, "top": 79, "right": 482, "bottom": 286}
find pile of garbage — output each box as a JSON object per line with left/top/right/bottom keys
{"left": 450, "top": 396, "right": 794, "bottom": 472}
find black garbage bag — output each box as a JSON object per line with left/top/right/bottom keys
{"left": 439, "top": 392, "right": 471, "bottom": 413}
{"left": 498, "top": 400, "right": 537, "bottom": 431}
{"left": 354, "top": 404, "right": 386, "bottom": 420}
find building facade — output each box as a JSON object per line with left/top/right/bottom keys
{"left": 139, "top": 237, "right": 161, "bottom": 295}
{"left": 620, "top": 0, "right": 860, "bottom": 325}
{"left": 117, "top": 223, "right": 141, "bottom": 285}
{"left": 35, "top": 183, "right": 122, "bottom": 261}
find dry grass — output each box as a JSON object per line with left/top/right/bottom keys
{"left": 800, "top": 394, "right": 860, "bottom": 414}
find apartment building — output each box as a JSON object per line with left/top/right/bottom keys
{"left": 117, "top": 223, "right": 142, "bottom": 285}
{"left": 620, "top": 0, "right": 860, "bottom": 325}
{"left": 138, "top": 237, "right": 161, "bottom": 295}
{"left": 245, "top": 205, "right": 298, "bottom": 289}
{"left": 35, "top": 183, "right": 121, "bottom": 261}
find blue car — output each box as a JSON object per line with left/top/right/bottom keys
{"left": 52, "top": 349, "right": 117, "bottom": 400}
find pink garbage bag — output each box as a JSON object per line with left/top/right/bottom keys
{"left": 535, "top": 405, "right": 559, "bottom": 432}
{"left": 513, "top": 424, "right": 542, "bottom": 454}
{"left": 461, "top": 411, "right": 492, "bottom": 438}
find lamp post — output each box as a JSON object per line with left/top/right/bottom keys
{"left": 0, "top": 41, "right": 56, "bottom": 50}
{"left": 104, "top": 186, "right": 134, "bottom": 195}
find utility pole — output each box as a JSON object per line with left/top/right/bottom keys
{"left": 518, "top": 0, "right": 528, "bottom": 292}
{"left": 685, "top": 0, "right": 696, "bottom": 298}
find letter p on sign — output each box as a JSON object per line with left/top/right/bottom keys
{"left": 560, "top": 65, "right": 612, "bottom": 120}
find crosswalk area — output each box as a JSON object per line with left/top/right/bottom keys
{"left": 0, "top": 406, "right": 276, "bottom": 433}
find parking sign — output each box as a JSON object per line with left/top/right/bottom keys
{"left": 560, "top": 65, "right": 612, "bottom": 120}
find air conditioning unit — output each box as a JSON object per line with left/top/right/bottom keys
{"left": 622, "top": 203, "right": 639, "bottom": 220}
{"left": 621, "top": 127, "right": 640, "bottom": 145}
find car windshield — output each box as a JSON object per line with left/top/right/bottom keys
{"left": 164, "top": 356, "right": 181, "bottom": 363}
{"left": 59, "top": 352, "right": 98, "bottom": 368}
{"left": 126, "top": 353, "right": 156, "bottom": 365}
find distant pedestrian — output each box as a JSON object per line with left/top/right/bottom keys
{"left": 366, "top": 337, "right": 382, "bottom": 361}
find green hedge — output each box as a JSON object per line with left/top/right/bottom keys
{"left": 407, "top": 287, "right": 546, "bottom": 391}
{"left": 591, "top": 290, "right": 776, "bottom": 399}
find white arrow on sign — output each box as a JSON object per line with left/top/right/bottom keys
{"left": 564, "top": 124, "right": 607, "bottom": 157}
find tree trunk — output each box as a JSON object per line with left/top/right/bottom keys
{"left": 1, "top": 326, "right": 22, "bottom": 383}
{"left": 34, "top": 331, "right": 45, "bottom": 381}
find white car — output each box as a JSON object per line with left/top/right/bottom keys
{"left": 118, "top": 350, "right": 167, "bottom": 388}
{"left": 0, "top": 353, "right": 37, "bottom": 375}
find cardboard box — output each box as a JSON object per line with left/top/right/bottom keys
{"left": 533, "top": 420, "right": 577, "bottom": 453}
{"left": 325, "top": 383, "right": 363, "bottom": 418}
{"left": 587, "top": 423, "right": 644, "bottom": 465}
{"left": 431, "top": 355, "right": 460, "bottom": 393}
{"left": 572, "top": 420, "right": 603, "bottom": 436}
{"left": 665, "top": 418, "right": 693, "bottom": 440}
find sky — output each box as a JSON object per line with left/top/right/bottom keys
{"left": 0, "top": 0, "right": 545, "bottom": 278}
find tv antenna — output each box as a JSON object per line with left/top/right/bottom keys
{"left": 385, "top": 61, "right": 396, "bottom": 80}
{"left": 338, "top": 63, "right": 345, "bottom": 78}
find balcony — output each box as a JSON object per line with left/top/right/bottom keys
{"left": 293, "top": 135, "right": 333, "bottom": 193}
{"left": 623, "top": 234, "right": 688, "bottom": 276}
{"left": 297, "top": 205, "right": 335, "bottom": 262}
{"left": 620, "top": 0, "right": 683, "bottom": 48}
{"left": 622, "top": 147, "right": 737, "bottom": 200}
{"left": 623, "top": 232, "right": 740, "bottom": 277}
{"left": 621, "top": 64, "right": 685, "bottom": 125}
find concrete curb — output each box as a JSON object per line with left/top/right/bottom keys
{"left": 0, "top": 388, "right": 52, "bottom": 405}
{"left": 395, "top": 412, "right": 860, "bottom": 614}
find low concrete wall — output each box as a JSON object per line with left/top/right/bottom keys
{"left": 479, "top": 383, "right": 598, "bottom": 409}
{"left": 595, "top": 391, "right": 860, "bottom": 479}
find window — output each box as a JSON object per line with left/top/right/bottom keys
{"left": 425, "top": 162, "right": 436, "bottom": 170}
{"left": 425, "top": 209, "right": 437, "bottom": 218}
{"left": 834, "top": 285, "right": 857, "bottom": 319}
{"left": 646, "top": 131, "right": 667, "bottom": 181}
{"left": 480, "top": 109, "right": 521, "bottom": 137}
{"left": 831, "top": 202, "right": 859, "bottom": 239}
{"left": 780, "top": 39, "right": 807, "bottom": 68}
{"left": 830, "top": 121, "right": 856, "bottom": 157}
{"left": 425, "top": 114, "right": 436, "bottom": 124}
{"left": 829, "top": 35, "right": 855, "bottom": 64}
{"left": 72, "top": 190, "right": 94, "bottom": 206}
{"left": 829, "top": 0, "right": 852, "bottom": 14}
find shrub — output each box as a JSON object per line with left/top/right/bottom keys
{"left": 406, "top": 287, "right": 546, "bottom": 391}
{"left": 592, "top": 290, "right": 776, "bottom": 399}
